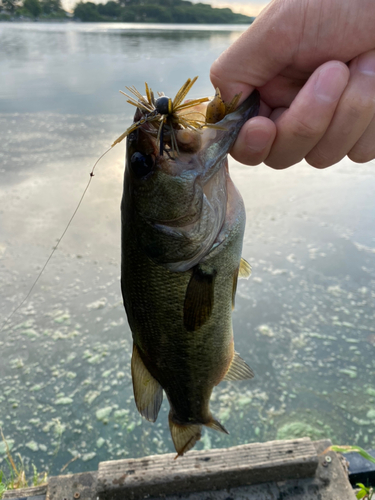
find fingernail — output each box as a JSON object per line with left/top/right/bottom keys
{"left": 357, "top": 51, "right": 375, "bottom": 76}
{"left": 314, "top": 64, "right": 346, "bottom": 103}
{"left": 246, "top": 127, "right": 269, "bottom": 153}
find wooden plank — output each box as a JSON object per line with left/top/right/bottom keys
{"left": 97, "top": 437, "right": 318, "bottom": 500}
{"left": 157, "top": 440, "right": 356, "bottom": 500}
{"left": 46, "top": 471, "right": 97, "bottom": 500}
{"left": 3, "top": 484, "right": 47, "bottom": 499}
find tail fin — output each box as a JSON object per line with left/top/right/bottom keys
{"left": 169, "top": 413, "right": 229, "bottom": 457}
{"left": 169, "top": 415, "right": 202, "bottom": 458}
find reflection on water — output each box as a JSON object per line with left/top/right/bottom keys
{"left": 0, "top": 22, "right": 242, "bottom": 114}
{"left": 1, "top": 23, "right": 375, "bottom": 477}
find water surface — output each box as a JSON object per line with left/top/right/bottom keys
{"left": 0, "top": 22, "right": 374, "bottom": 476}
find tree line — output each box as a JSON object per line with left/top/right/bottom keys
{"left": 1, "top": 0, "right": 65, "bottom": 18}
{"left": 0, "top": 0, "right": 254, "bottom": 23}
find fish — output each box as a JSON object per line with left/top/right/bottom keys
{"left": 120, "top": 80, "right": 260, "bottom": 456}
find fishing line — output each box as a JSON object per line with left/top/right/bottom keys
{"left": 0, "top": 146, "right": 114, "bottom": 332}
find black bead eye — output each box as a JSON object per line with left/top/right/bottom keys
{"left": 130, "top": 152, "right": 154, "bottom": 178}
{"left": 155, "top": 96, "right": 170, "bottom": 115}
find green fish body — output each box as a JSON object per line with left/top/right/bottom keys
{"left": 121, "top": 90, "right": 259, "bottom": 455}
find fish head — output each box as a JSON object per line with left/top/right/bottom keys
{"left": 123, "top": 90, "right": 260, "bottom": 272}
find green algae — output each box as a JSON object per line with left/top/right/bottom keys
{"left": 96, "top": 438, "right": 105, "bottom": 449}
{"left": 237, "top": 396, "right": 252, "bottom": 408}
{"left": 339, "top": 368, "right": 358, "bottom": 378}
{"left": 25, "top": 441, "right": 39, "bottom": 451}
{"left": 126, "top": 422, "right": 136, "bottom": 433}
{"left": 0, "top": 440, "right": 14, "bottom": 455}
{"left": 82, "top": 452, "right": 96, "bottom": 462}
{"left": 54, "top": 397, "right": 73, "bottom": 405}
{"left": 84, "top": 391, "right": 100, "bottom": 405}
{"left": 30, "top": 384, "right": 43, "bottom": 392}
{"left": 96, "top": 407, "right": 113, "bottom": 422}
{"left": 114, "top": 409, "right": 128, "bottom": 419}
{"left": 21, "top": 329, "right": 39, "bottom": 338}
{"left": 277, "top": 422, "right": 326, "bottom": 441}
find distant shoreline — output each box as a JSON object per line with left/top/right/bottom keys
{"left": 0, "top": 0, "right": 254, "bottom": 25}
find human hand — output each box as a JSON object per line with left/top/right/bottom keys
{"left": 210, "top": 0, "right": 375, "bottom": 168}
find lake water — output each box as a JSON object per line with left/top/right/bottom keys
{"left": 1, "top": 22, "right": 375, "bottom": 477}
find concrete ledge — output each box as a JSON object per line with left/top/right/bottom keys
{"left": 97, "top": 437, "right": 318, "bottom": 500}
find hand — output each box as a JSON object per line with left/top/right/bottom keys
{"left": 210, "top": 0, "right": 375, "bottom": 168}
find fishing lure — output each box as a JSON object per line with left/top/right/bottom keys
{"left": 111, "top": 76, "right": 210, "bottom": 155}
{"left": 111, "top": 76, "right": 240, "bottom": 156}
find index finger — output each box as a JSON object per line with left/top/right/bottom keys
{"left": 210, "top": 2, "right": 295, "bottom": 102}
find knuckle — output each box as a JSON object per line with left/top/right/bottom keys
{"left": 231, "top": 148, "right": 259, "bottom": 166}
{"left": 305, "top": 148, "right": 338, "bottom": 169}
{"left": 240, "top": 150, "right": 267, "bottom": 166}
{"left": 264, "top": 157, "right": 291, "bottom": 169}
{"left": 209, "top": 60, "right": 224, "bottom": 87}
{"left": 290, "top": 115, "right": 320, "bottom": 141}
{"left": 348, "top": 145, "right": 375, "bottom": 163}
{"left": 348, "top": 130, "right": 375, "bottom": 163}
{"left": 305, "top": 155, "right": 332, "bottom": 169}
{"left": 344, "top": 95, "right": 370, "bottom": 122}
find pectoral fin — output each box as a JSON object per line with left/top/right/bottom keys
{"left": 169, "top": 415, "right": 202, "bottom": 458}
{"left": 223, "top": 352, "right": 254, "bottom": 381}
{"left": 184, "top": 266, "right": 216, "bottom": 332}
{"left": 131, "top": 344, "right": 163, "bottom": 422}
{"left": 239, "top": 257, "right": 252, "bottom": 279}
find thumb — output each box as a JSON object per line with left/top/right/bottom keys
{"left": 210, "top": 0, "right": 297, "bottom": 102}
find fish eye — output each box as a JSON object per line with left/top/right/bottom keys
{"left": 130, "top": 152, "right": 154, "bottom": 178}
{"left": 155, "top": 96, "right": 170, "bottom": 115}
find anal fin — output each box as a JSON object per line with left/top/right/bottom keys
{"left": 206, "top": 417, "right": 229, "bottom": 435}
{"left": 239, "top": 257, "right": 252, "bottom": 279}
{"left": 223, "top": 352, "right": 254, "bottom": 381}
{"left": 131, "top": 343, "right": 163, "bottom": 422}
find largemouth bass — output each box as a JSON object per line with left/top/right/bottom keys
{"left": 121, "top": 80, "right": 260, "bottom": 456}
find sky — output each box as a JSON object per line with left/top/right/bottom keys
{"left": 62, "top": 0, "right": 271, "bottom": 18}
{"left": 191, "top": 0, "right": 271, "bottom": 17}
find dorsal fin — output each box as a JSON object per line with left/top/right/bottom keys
{"left": 223, "top": 352, "right": 254, "bottom": 381}
{"left": 184, "top": 266, "right": 216, "bottom": 332}
{"left": 131, "top": 344, "right": 163, "bottom": 422}
{"left": 239, "top": 257, "right": 252, "bottom": 279}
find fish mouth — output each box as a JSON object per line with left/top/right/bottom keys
{"left": 132, "top": 89, "right": 260, "bottom": 166}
